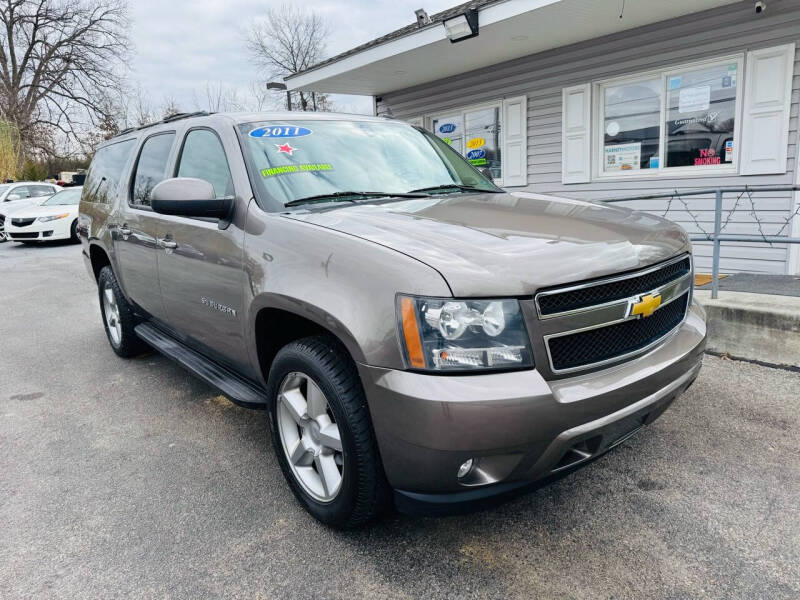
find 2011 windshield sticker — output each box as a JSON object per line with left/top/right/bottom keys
{"left": 249, "top": 126, "right": 312, "bottom": 138}
{"left": 261, "top": 163, "right": 333, "bottom": 178}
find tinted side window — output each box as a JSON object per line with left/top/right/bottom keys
{"left": 32, "top": 185, "right": 54, "bottom": 197}
{"left": 83, "top": 139, "right": 136, "bottom": 205}
{"left": 10, "top": 186, "right": 31, "bottom": 199}
{"left": 131, "top": 133, "right": 175, "bottom": 207}
{"left": 177, "top": 130, "right": 233, "bottom": 198}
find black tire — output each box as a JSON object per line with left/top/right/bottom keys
{"left": 267, "top": 335, "right": 390, "bottom": 528}
{"left": 69, "top": 219, "right": 79, "bottom": 243}
{"left": 97, "top": 266, "right": 147, "bottom": 358}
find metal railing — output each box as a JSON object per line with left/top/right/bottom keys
{"left": 603, "top": 185, "right": 800, "bottom": 299}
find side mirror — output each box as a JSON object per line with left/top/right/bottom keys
{"left": 478, "top": 167, "right": 494, "bottom": 181}
{"left": 7, "top": 193, "right": 22, "bottom": 200}
{"left": 150, "top": 177, "right": 233, "bottom": 219}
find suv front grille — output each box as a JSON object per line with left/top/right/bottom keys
{"left": 547, "top": 294, "right": 689, "bottom": 371}
{"left": 11, "top": 217, "right": 36, "bottom": 227}
{"left": 537, "top": 257, "right": 691, "bottom": 316}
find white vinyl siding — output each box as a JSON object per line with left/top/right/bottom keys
{"left": 379, "top": 1, "right": 800, "bottom": 275}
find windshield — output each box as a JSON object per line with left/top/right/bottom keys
{"left": 239, "top": 120, "right": 499, "bottom": 208}
{"left": 0, "top": 184, "right": 9, "bottom": 196}
{"left": 43, "top": 188, "right": 82, "bottom": 205}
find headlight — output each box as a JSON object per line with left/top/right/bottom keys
{"left": 38, "top": 213, "right": 69, "bottom": 222}
{"left": 397, "top": 295, "right": 534, "bottom": 372}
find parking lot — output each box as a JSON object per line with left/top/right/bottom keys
{"left": 1, "top": 240, "right": 798, "bottom": 599}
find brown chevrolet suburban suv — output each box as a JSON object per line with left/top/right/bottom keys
{"left": 79, "top": 111, "right": 706, "bottom": 528}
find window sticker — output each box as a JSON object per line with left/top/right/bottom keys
{"left": 649, "top": 156, "right": 660, "bottom": 169}
{"left": 441, "top": 137, "right": 452, "bottom": 145}
{"left": 694, "top": 148, "right": 720, "bottom": 166}
{"left": 604, "top": 142, "right": 641, "bottom": 172}
{"left": 725, "top": 140, "right": 733, "bottom": 162}
{"left": 438, "top": 123, "right": 457, "bottom": 134}
{"left": 249, "top": 126, "right": 312, "bottom": 138}
{"left": 678, "top": 85, "right": 710, "bottom": 113}
{"left": 467, "top": 149, "right": 486, "bottom": 161}
{"left": 276, "top": 143, "right": 296, "bottom": 155}
{"left": 260, "top": 163, "right": 333, "bottom": 178}
{"left": 469, "top": 158, "right": 487, "bottom": 166}
{"left": 466, "top": 137, "right": 485, "bottom": 149}
{"left": 668, "top": 76, "right": 682, "bottom": 90}
{"left": 606, "top": 121, "right": 620, "bottom": 137}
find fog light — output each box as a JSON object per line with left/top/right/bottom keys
{"left": 457, "top": 458, "right": 474, "bottom": 479}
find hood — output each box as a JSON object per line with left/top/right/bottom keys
{"left": 285, "top": 191, "right": 689, "bottom": 296}
{"left": 6, "top": 202, "right": 77, "bottom": 219}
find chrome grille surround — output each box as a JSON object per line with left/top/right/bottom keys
{"left": 535, "top": 254, "right": 693, "bottom": 374}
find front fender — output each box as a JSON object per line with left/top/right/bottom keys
{"left": 242, "top": 207, "right": 452, "bottom": 376}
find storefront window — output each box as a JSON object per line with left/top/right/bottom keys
{"left": 603, "top": 78, "right": 661, "bottom": 172}
{"left": 431, "top": 105, "right": 502, "bottom": 180}
{"left": 665, "top": 62, "right": 737, "bottom": 167}
{"left": 598, "top": 57, "right": 741, "bottom": 176}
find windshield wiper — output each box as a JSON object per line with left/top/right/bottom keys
{"left": 284, "top": 190, "right": 427, "bottom": 207}
{"left": 406, "top": 183, "right": 501, "bottom": 195}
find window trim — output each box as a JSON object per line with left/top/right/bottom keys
{"left": 593, "top": 53, "right": 744, "bottom": 181}
{"left": 127, "top": 130, "right": 176, "bottom": 211}
{"left": 173, "top": 126, "right": 236, "bottom": 197}
{"left": 424, "top": 99, "right": 505, "bottom": 186}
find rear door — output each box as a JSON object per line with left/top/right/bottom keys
{"left": 114, "top": 132, "right": 176, "bottom": 320}
{"left": 156, "top": 126, "right": 248, "bottom": 369}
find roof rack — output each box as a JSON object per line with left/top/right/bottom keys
{"left": 110, "top": 111, "right": 213, "bottom": 141}
{"left": 161, "top": 110, "right": 210, "bottom": 124}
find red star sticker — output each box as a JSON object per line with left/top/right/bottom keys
{"left": 276, "top": 143, "right": 296, "bottom": 155}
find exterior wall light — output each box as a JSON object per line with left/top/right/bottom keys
{"left": 443, "top": 8, "right": 479, "bottom": 43}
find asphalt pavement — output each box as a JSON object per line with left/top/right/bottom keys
{"left": 1, "top": 240, "right": 798, "bottom": 599}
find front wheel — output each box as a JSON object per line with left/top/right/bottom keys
{"left": 267, "top": 335, "right": 389, "bottom": 528}
{"left": 69, "top": 219, "right": 79, "bottom": 243}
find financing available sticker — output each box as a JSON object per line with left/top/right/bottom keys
{"left": 261, "top": 163, "right": 333, "bottom": 178}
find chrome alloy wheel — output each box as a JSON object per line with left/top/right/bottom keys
{"left": 102, "top": 283, "right": 122, "bottom": 346}
{"left": 277, "top": 372, "right": 344, "bottom": 502}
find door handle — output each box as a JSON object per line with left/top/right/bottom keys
{"left": 159, "top": 238, "right": 178, "bottom": 250}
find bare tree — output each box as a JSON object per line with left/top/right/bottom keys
{"left": 193, "top": 81, "right": 244, "bottom": 113}
{"left": 246, "top": 5, "right": 332, "bottom": 111}
{"left": 0, "top": 0, "right": 130, "bottom": 155}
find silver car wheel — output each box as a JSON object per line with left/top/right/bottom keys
{"left": 102, "top": 284, "right": 122, "bottom": 347}
{"left": 277, "top": 371, "right": 344, "bottom": 503}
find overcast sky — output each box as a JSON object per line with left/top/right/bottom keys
{"left": 128, "top": 0, "right": 456, "bottom": 115}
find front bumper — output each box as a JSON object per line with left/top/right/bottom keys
{"left": 6, "top": 218, "right": 71, "bottom": 241}
{"left": 358, "top": 301, "right": 706, "bottom": 511}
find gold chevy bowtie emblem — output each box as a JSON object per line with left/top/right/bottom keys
{"left": 630, "top": 293, "right": 662, "bottom": 318}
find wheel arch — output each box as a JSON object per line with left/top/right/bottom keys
{"left": 88, "top": 242, "right": 112, "bottom": 281}
{"left": 249, "top": 294, "right": 367, "bottom": 386}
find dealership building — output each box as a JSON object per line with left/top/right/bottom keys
{"left": 286, "top": 0, "right": 800, "bottom": 276}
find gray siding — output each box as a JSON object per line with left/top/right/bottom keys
{"left": 378, "top": 0, "right": 800, "bottom": 275}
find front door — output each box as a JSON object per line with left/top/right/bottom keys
{"left": 156, "top": 127, "right": 247, "bottom": 370}
{"left": 114, "top": 132, "right": 176, "bottom": 320}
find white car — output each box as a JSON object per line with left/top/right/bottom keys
{"left": 0, "top": 181, "right": 61, "bottom": 241}
{"left": 5, "top": 187, "right": 83, "bottom": 243}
